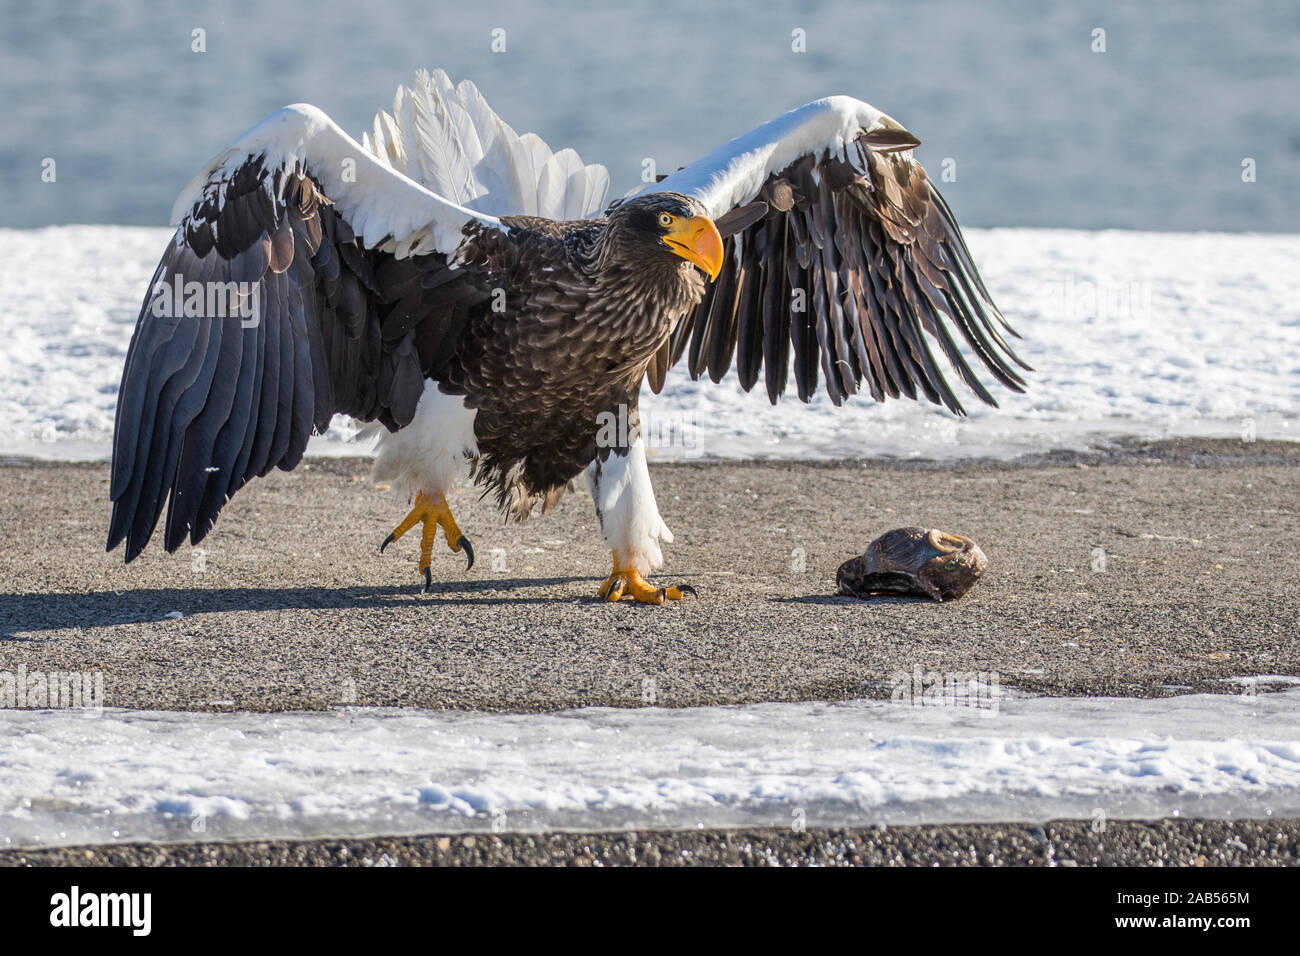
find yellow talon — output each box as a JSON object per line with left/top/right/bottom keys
{"left": 381, "top": 491, "right": 475, "bottom": 588}
{"left": 598, "top": 551, "right": 693, "bottom": 605}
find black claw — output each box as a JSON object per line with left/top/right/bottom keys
{"left": 677, "top": 584, "right": 698, "bottom": 598}
{"left": 458, "top": 535, "right": 475, "bottom": 571}
{"left": 380, "top": 532, "right": 395, "bottom": 554}
{"left": 422, "top": 567, "right": 432, "bottom": 592}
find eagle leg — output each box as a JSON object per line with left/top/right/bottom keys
{"left": 379, "top": 491, "right": 474, "bottom": 589}
{"left": 598, "top": 550, "right": 692, "bottom": 605}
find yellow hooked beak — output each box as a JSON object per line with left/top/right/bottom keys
{"left": 663, "top": 214, "right": 724, "bottom": 280}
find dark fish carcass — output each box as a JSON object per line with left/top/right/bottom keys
{"left": 837, "top": 527, "right": 987, "bottom": 602}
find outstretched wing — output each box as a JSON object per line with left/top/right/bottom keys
{"left": 111, "top": 69, "right": 613, "bottom": 564}
{"left": 640, "top": 97, "right": 1030, "bottom": 412}
{"left": 107, "top": 102, "right": 504, "bottom": 562}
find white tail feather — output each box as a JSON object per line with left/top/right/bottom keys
{"left": 364, "top": 69, "right": 608, "bottom": 221}
{"left": 405, "top": 75, "right": 482, "bottom": 207}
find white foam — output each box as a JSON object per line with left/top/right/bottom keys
{"left": 1, "top": 226, "right": 1296, "bottom": 461}
{"left": 2, "top": 688, "right": 1298, "bottom": 849}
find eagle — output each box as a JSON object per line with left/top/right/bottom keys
{"left": 107, "top": 69, "right": 1028, "bottom": 604}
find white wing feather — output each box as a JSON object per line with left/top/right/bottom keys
{"left": 170, "top": 68, "right": 613, "bottom": 263}
{"left": 169, "top": 103, "right": 499, "bottom": 258}
{"left": 643, "top": 96, "right": 901, "bottom": 218}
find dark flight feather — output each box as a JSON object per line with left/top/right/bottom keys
{"left": 107, "top": 159, "right": 493, "bottom": 560}
{"left": 665, "top": 131, "right": 1029, "bottom": 414}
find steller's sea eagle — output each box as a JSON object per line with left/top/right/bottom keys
{"left": 107, "top": 69, "right": 1028, "bottom": 603}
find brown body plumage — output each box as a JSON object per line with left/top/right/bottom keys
{"left": 449, "top": 197, "right": 709, "bottom": 513}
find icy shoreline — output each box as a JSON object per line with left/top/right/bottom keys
{"left": 3, "top": 687, "right": 1299, "bottom": 849}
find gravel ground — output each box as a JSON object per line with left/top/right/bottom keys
{"left": 2, "top": 438, "right": 1297, "bottom": 711}
{"left": 3, "top": 818, "right": 1297, "bottom": 867}
{"left": 3, "top": 438, "right": 1299, "bottom": 867}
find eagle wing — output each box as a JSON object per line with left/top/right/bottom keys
{"left": 108, "top": 71, "right": 609, "bottom": 562}
{"left": 639, "top": 97, "right": 1030, "bottom": 411}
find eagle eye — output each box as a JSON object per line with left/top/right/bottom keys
{"left": 658, "top": 212, "right": 674, "bottom": 228}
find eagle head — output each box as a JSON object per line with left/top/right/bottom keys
{"left": 606, "top": 193, "right": 724, "bottom": 280}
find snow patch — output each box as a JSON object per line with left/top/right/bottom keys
{"left": 1, "top": 226, "right": 1296, "bottom": 461}
{"left": 3, "top": 688, "right": 1299, "bottom": 848}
